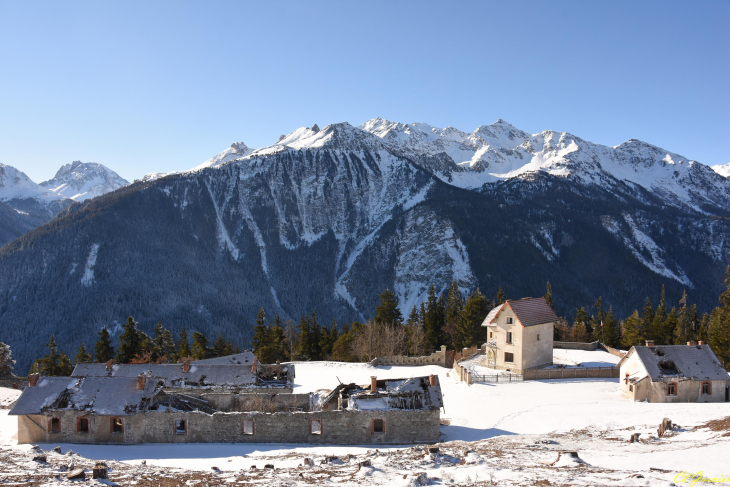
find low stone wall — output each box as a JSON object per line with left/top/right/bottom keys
{"left": 17, "top": 408, "right": 440, "bottom": 445}
{"left": 523, "top": 367, "right": 619, "bottom": 380}
{"left": 372, "top": 346, "right": 447, "bottom": 367}
{"left": 553, "top": 341, "right": 599, "bottom": 351}
{"left": 598, "top": 343, "right": 627, "bottom": 359}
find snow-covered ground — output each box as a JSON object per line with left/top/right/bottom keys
{"left": 0, "top": 386, "right": 21, "bottom": 409}
{"left": 1, "top": 349, "right": 728, "bottom": 486}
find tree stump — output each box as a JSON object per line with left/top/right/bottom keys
{"left": 92, "top": 466, "right": 108, "bottom": 479}
{"left": 658, "top": 418, "right": 673, "bottom": 437}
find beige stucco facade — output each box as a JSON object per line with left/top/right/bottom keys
{"left": 484, "top": 305, "right": 554, "bottom": 374}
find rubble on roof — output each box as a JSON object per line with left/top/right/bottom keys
{"left": 629, "top": 345, "right": 729, "bottom": 382}
{"left": 320, "top": 376, "right": 443, "bottom": 412}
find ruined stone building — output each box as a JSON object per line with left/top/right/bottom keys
{"left": 481, "top": 297, "right": 557, "bottom": 373}
{"left": 618, "top": 341, "right": 730, "bottom": 403}
{"left": 9, "top": 356, "right": 442, "bottom": 445}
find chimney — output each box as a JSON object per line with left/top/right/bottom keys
{"left": 370, "top": 376, "right": 377, "bottom": 394}
{"left": 687, "top": 341, "right": 692, "bottom": 346}
{"left": 28, "top": 373, "right": 40, "bottom": 387}
{"left": 252, "top": 360, "right": 257, "bottom": 373}
{"left": 182, "top": 359, "right": 191, "bottom": 373}
{"left": 12, "top": 383, "right": 18, "bottom": 389}
{"left": 106, "top": 359, "right": 114, "bottom": 370}
{"left": 137, "top": 374, "right": 146, "bottom": 390}
{"left": 645, "top": 340, "right": 655, "bottom": 348}
{"left": 698, "top": 340, "right": 704, "bottom": 345}
{"left": 276, "top": 360, "right": 280, "bottom": 365}
{"left": 429, "top": 374, "right": 436, "bottom": 387}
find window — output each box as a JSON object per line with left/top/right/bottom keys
{"left": 629, "top": 385, "right": 634, "bottom": 392}
{"left": 506, "top": 332, "right": 513, "bottom": 344}
{"left": 489, "top": 332, "right": 492, "bottom": 338}
{"left": 701, "top": 382, "right": 711, "bottom": 395}
{"left": 310, "top": 419, "right": 322, "bottom": 435}
{"left": 77, "top": 417, "right": 89, "bottom": 434}
{"left": 242, "top": 419, "right": 254, "bottom": 435}
{"left": 537, "top": 334, "right": 540, "bottom": 341}
{"left": 175, "top": 419, "right": 187, "bottom": 435}
{"left": 372, "top": 418, "right": 385, "bottom": 434}
{"left": 110, "top": 417, "right": 124, "bottom": 434}
{"left": 49, "top": 417, "right": 61, "bottom": 434}
{"left": 505, "top": 352, "right": 514, "bottom": 363}
{"left": 667, "top": 383, "right": 677, "bottom": 396}
{"left": 506, "top": 317, "right": 513, "bottom": 324}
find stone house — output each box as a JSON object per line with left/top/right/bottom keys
{"left": 9, "top": 359, "right": 442, "bottom": 445}
{"left": 618, "top": 341, "right": 730, "bottom": 403}
{"left": 480, "top": 297, "right": 557, "bottom": 373}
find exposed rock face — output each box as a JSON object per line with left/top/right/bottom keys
{"left": 40, "top": 161, "right": 128, "bottom": 202}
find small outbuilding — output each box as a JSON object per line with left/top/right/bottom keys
{"left": 618, "top": 340, "right": 730, "bottom": 403}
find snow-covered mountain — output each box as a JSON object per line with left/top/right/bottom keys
{"left": 711, "top": 163, "right": 730, "bottom": 179}
{"left": 40, "top": 161, "right": 128, "bottom": 201}
{"left": 192, "top": 142, "right": 253, "bottom": 172}
{"left": 0, "top": 164, "right": 59, "bottom": 202}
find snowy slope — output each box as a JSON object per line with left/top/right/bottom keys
{"left": 40, "top": 161, "right": 128, "bottom": 201}
{"left": 192, "top": 141, "right": 253, "bottom": 171}
{"left": 711, "top": 163, "right": 730, "bottom": 178}
{"left": 0, "top": 164, "right": 59, "bottom": 202}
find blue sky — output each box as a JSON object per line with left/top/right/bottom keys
{"left": 1, "top": 1, "right": 728, "bottom": 182}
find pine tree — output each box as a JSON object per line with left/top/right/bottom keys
{"left": 640, "top": 297, "right": 654, "bottom": 342}
{"left": 94, "top": 326, "right": 115, "bottom": 363}
{"left": 454, "top": 289, "right": 488, "bottom": 350}
{"left": 674, "top": 290, "right": 691, "bottom": 345}
{"left": 212, "top": 335, "right": 227, "bottom": 357}
{"left": 116, "top": 316, "right": 144, "bottom": 363}
{"left": 332, "top": 322, "right": 357, "bottom": 362}
{"left": 621, "top": 310, "right": 643, "bottom": 348}
{"left": 603, "top": 306, "right": 618, "bottom": 347}
{"left": 160, "top": 329, "right": 177, "bottom": 360}
{"left": 495, "top": 287, "right": 506, "bottom": 305}
{"left": 296, "top": 314, "right": 312, "bottom": 360}
{"left": 708, "top": 265, "right": 730, "bottom": 369}
{"left": 268, "top": 315, "right": 287, "bottom": 362}
{"left": 58, "top": 352, "right": 74, "bottom": 376}
{"left": 590, "top": 297, "right": 606, "bottom": 342}
{"left": 698, "top": 312, "right": 710, "bottom": 343}
{"left": 374, "top": 289, "right": 403, "bottom": 326}
{"left": 191, "top": 332, "right": 210, "bottom": 360}
{"left": 177, "top": 328, "right": 191, "bottom": 359}
{"left": 152, "top": 321, "right": 166, "bottom": 360}
{"left": 0, "top": 342, "right": 15, "bottom": 379}
{"left": 309, "top": 310, "right": 323, "bottom": 360}
{"left": 544, "top": 282, "right": 555, "bottom": 310}
{"left": 443, "top": 281, "right": 464, "bottom": 350}
{"left": 572, "top": 308, "right": 590, "bottom": 342}
{"left": 74, "top": 342, "right": 93, "bottom": 364}
{"left": 36, "top": 335, "right": 62, "bottom": 376}
{"left": 406, "top": 305, "right": 424, "bottom": 356}
{"left": 650, "top": 286, "right": 668, "bottom": 343}
{"left": 423, "top": 286, "right": 444, "bottom": 351}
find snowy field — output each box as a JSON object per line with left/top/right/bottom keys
{"left": 1, "top": 349, "right": 729, "bottom": 486}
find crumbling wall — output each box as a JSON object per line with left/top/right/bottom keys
{"left": 373, "top": 346, "right": 447, "bottom": 367}
{"left": 17, "top": 409, "right": 440, "bottom": 445}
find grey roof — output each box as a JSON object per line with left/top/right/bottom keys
{"left": 193, "top": 351, "right": 256, "bottom": 365}
{"left": 625, "top": 345, "right": 730, "bottom": 382}
{"left": 71, "top": 363, "right": 257, "bottom": 388}
{"left": 481, "top": 298, "right": 558, "bottom": 327}
{"left": 9, "top": 376, "right": 157, "bottom": 416}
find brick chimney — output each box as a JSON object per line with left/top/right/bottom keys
{"left": 12, "top": 383, "right": 18, "bottom": 389}
{"left": 28, "top": 373, "right": 40, "bottom": 387}
{"left": 370, "top": 376, "right": 377, "bottom": 393}
{"left": 137, "top": 374, "right": 146, "bottom": 391}
{"left": 182, "top": 359, "right": 192, "bottom": 373}
{"left": 252, "top": 360, "right": 257, "bottom": 373}
{"left": 698, "top": 340, "right": 704, "bottom": 345}
{"left": 106, "top": 359, "right": 114, "bottom": 370}
{"left": 429, "top": 374, "right": 436, "bottom": 387}
{"left": 687, "top": 340, "right": 698, "bottom": 346}
{"left": 645, "top": 340, "right": 655, "bottom": 348}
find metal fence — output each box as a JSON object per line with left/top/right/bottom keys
{"left": 470, "top": 366, "right": 619, "bottom": 383}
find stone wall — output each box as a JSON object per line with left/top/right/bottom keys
{"left": 598, "top": 343, "right": 627, "bottom": 359}
{"left": 553, "top": 341, "right": 599, "bottom": 351}
{"left": 372, "top": 346, "right": 447, "bottom": 367}
{"left": 17, "top": 409, "right": 440, "bottom": 445}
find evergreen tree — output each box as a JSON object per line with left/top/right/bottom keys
{"left": 544, "top": 282, "right": 555, "bottom": 310}
{"left": 406, "top": 305, "right": 425, "bottom": 356}
{"left": 674, "top": 290, "right": 691, "bottom": 345}
{"left": 572, "top": 307, "right": 590, "bottom": 342}
{"left": 423, "top": 285, "right": 444, "bottom": 351}
{"left": 590, "top": 297, "right": 606, "bottom": 342}
{"left": 664, "top": 308, "right": 678, "bottom": 345}
{"left": 331, "top": 322, "right": 357, "bottom": 362}
{"left": 58, "top": 352, "right": 74, "bottom": 376}
{"left": 698, "top": 312, "right": 711, "bottom": 343}
{"left": 309, "top": 310, "right": 323, "bottom": 360}
{"left": 0, "top": 342, "right": 16, "bottom": 379}
{"left": 116, "top": 316, "right": 144, "bottom": 363}
{"left": 267, "top": 314, "right": 287, "bottom": 362}
{"left": 296, "top": 314, "right": 312, "bottom": 360}
{"left": 152, "top": 321, "right": 166, "bottom": 360}
{"left": 160, "top": 328, "right": 177, "bottom": 360}
{"left": 454, "top": 289, "right": 488, "bottom": 350}
{"left": 177, "top": 328, "right": 191, "bottom": 359}
{"left": 74, "top": 342, "right": 93, "bottom": 364}
{"left": 650, "top": 286, "right": 668, "bottom": 343}
{"left": 708, "top": 265, "right": 730, "bottom": 369}
{"left": 36, "top": 335, "right": 63, "bottom": 376}
{"left": 94, "top": 326, "right": 115, "bottom": 363}
{"left": 374, "top": 289, "right": 403, "bottom": 326}
{"left": 443, "top": 281, "right": 464, "bottom": 350}
{"left": 621, "top": 310, "right": 643, "bottom": 348}
{"left": 602, "top": 306, "right": 618, "bottom": 347}
{"left": 212, "top": 335, "right": 227, "bottom": 357}
{"left": 191, "top": 331, "right": 210, "bottom": 360}
{"left": 495, "top": 287, "right": 506, "bottom": 305}
{"left": 640, "top": 297, "right": 654, "bottom": 341}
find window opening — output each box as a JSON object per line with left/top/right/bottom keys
{"left": 701, "top": 382, "right": 711, "bottom": 395}
{"left": 78, "top": 418, "right": 89, "bottom": 433}
{"left": 506, "top": 317, "right": 513, "bottom": 324}
{"left": 111, "top": 417, "right": 123, "bottom": 434}
{"left": 310, "top": 419, "right": 322, "bottom": 435}
{"left": 505, "top": 352, "right": 514, "bottom": 363}
{"left": 667, "top": 383, "right": 677, "bottom": 396}
{"left": 506, "top": 332, "right": 513, "bottom": 344}
{"left": 372, "top": 418, "right": 385, "bottom": 434}
{"left": 49, "top": 417, "right": 61, "bottom": 434}
{"left": 242, "top": 419, "right": 254, "bottom": 435}
{"left": 537, "top": 334, "right": 540, "bottom": 341}
{"left": 175, "top": 419, "right": 187, "bottom": 435}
